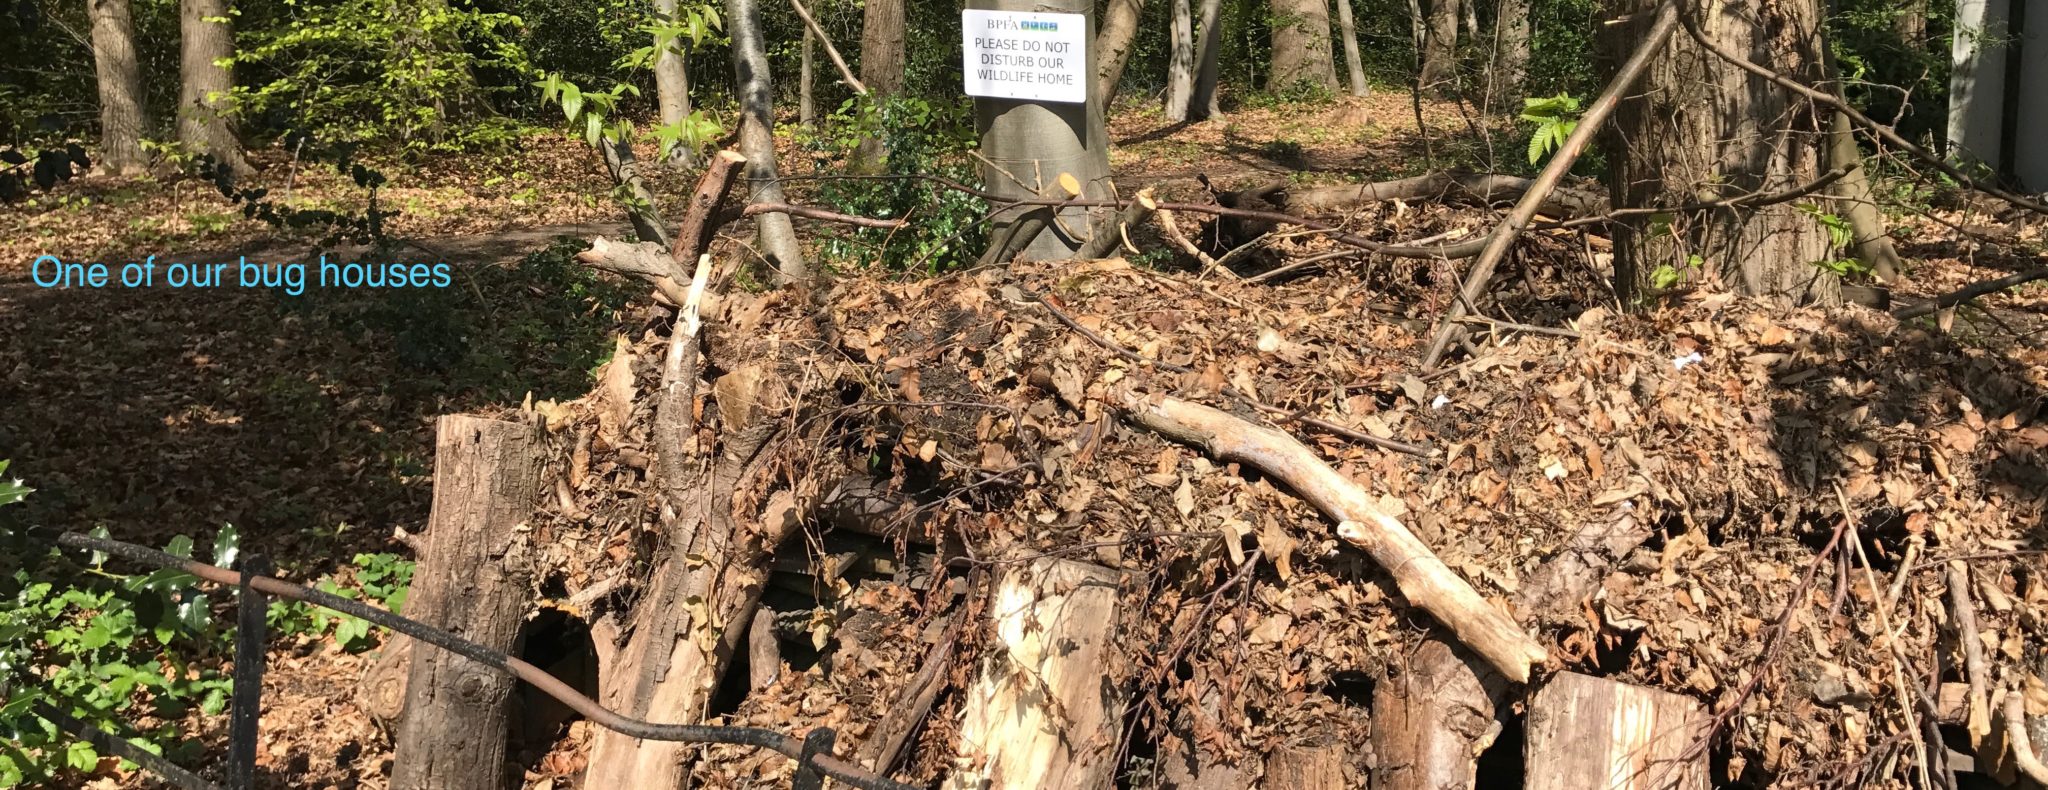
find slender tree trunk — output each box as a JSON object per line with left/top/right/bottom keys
{"left": 1602, "top": 0, "right": 1841, "bottom": 305}
{"left": 1493, "top": 0, "right": 1531, "bottom": 103}
{"left": 1420, "top": 0, "right": 1461, "bottom": 94}
{"left": 853, "top": 0, "right": 905, "bottom": 171}
{"left": 1189, "top": 0, "right": 1225, "bottom": 119}
{"left": 1334, "top": 0, "right": 1369, "bottom": 96}
{"left": 1166, "top": 0, "right": 1196, "bottom": 119}
{"left": 1894, "top": 0, "right": 1926, "bottom": 45}
{"left": 179, "top": 0, "right": 251, "bottom": 175}
{"left": 1097, "top": 0, "right": 1146, "bottom": 104}
{"left": 652, "top": 0, "right": 698, "bottom": 167}
{"left": 728, "top": 0, "right": 808, "bottom": 279}
{"left": 87, "top": 0, "right": 148, "bottom": 175}
{"left": 799, "top": 29, "right": 816, "bottom": 127}
{"left": 971, "top": 0, "right": 1113, "bottom": 261}
{"left": 1271, "top": 0, "right": 1340, "bottom": 92}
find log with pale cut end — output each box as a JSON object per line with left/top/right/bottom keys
{"left": 1076, "top": 187, "right": 1158, "bottom": 260}
{"left": 1111, "top": 388, "right": 1546, "bottom": 683}
{"left": 948, "top": 558, "right": 1126, "bottom": 789}
{"left": 1370, "top": 639, "right": 1505, "bottom": 790}
{"left": 1524, "top": 672, "right": 1709, "bottom": 790}
{"left": 390, "top": 415, "right": 546, "bottom": 790}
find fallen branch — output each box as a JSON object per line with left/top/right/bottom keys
{"left": 2006, "top": 687, "right": 2048, "bottom": 785}
{"left": 1281, "top": 171, "right": 1604, "bottom": 220}
{"left": 1109, "top": 388, "right": 1545, "bottom": 682}
{"left": 1077, "top": 187, "right": 1156, "bottom": 259}
{"left": 784, "top": 0, "right": 866, "bottom": 95}
{"left": 1891, "top": 266, "right": 2048, "bottom": 319}
{"left": 1419, "top": 0, "right": 1680, "bottom": 371}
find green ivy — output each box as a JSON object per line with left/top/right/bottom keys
{"left": 810, "top": 95, "right": 987, "bottom": 273}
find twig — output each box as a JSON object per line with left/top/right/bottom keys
{"left": 784, "top": 0, "right": 866, "bottom": 95}
{"left": 1947, "top": 561, "right": 1992, "bottom": 746}
{"left": 1155, "top": 208, "right": 1219, "bottom": 269}
{"left": 53, "top": 532, "right": 916, "bottom": 790}
{"left": 1892, "top": 266, "right": 2048, "bottom": 319}
{"left": 1837, "top": 486, "right": 1934, "bottom": 790}
{"left": 1419, "top": 0, "right": 1680, "bottom": 371}
{"left": 1453, "top": 315, "right": 1582, "bottom": 339}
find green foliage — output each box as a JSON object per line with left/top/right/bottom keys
{"left": 1796, "top": 203, "right": 1870, "bottom": 277}
{"left": 0, "top": 521, "right": 240, "bottom": 787}
{"left": 0, "top": 461, "right": 28, "bottom": 508}
{"left": 810, "top": 95, "right": 987, "bottom": 273}
{"left": 232, "top": 0, "right": 533, "bottom": 151}
{"left": 266, "top": 553, "right": 412, "bottom": 652}
{"left": 1521, "top": 92, "right": 1581, "bottom": 165}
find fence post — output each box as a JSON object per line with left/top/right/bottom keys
{"left": 227, "top": 555, "right": 269, "bottom": 790}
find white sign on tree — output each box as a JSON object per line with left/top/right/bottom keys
{"left": 962, "top": 10, "right": 1088, "bottom": 104}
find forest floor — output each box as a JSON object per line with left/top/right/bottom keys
{"left": 3, "top": 92, "right": 2047, "bottom": 789}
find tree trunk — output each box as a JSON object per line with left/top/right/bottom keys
{"left": 1492, "top": 0, "right": 1531, "bottom": 103}
{"left": 799, "top": 29, "right": 817, "bottom": 127}
{"left": 1165, "top": 0, "right": 1197, "bottom": 120}
{"left": 1189, "top": 0, "right": 1225, "bottom": 119}
{"left": 88, "top": 0, "right": 148, "bottom": 175}
{"left": 1333, "top": 0, "right": 1369, "bottom": 96}
{"left": 970, "top": 0, "right": 1114, "bottom": 261}
{"left": 1270, "top": 0, "right": 1340, "bottom": 92}
{"left": 652, "top": 0, "right": 698, "bottom": 167}
{"left": 601, "top": 134, "right": 674, "bottom": 247}
{"left": 1420, "top": 0, "right": 1461, "bottom": 94}
{"left": 727, "top": 0, "right": 808, "bottom": 280}
{"left": 390, "top": 416, "right": 545, "bottom": 790}
{"left": 1097, "top": 0, "right": 1147, "bottom": 104}
{"left": 1602, "top": 0, "right": 1841, "bottom": 306}
{"left": 1894, "top": 0, "right": 1927, "bottom": 46}
{"left": 179, "top": 0, "right": 251, "bottom": 175}
{"left": 853, "top": 0, "right": 905, "bottom": 171}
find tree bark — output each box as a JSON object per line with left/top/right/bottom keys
{"left": 652, "top": 0, "right": 698, "bottom": 167}
{"left": 854, "top": 0, "right": 905, "bottom": 171}
{"left": 1264, "top": 742, "right": 1352, "bottom": 788}
{"left": 1333, "top": 0, "right": 1369, "bottom": 96}
{"left": 390, "top": 415, "right": 545, "bottom": 790}
{"left": 1602, "top": 0, "right": 1841, "bottom": 305}
{"left": 179, "top": 0, "right": 251, "bottom": 175}
{"left": 970, "top": 0, "right": 1114, "bottom": 260}
{"left": 727, "top": 0, "right": 808, "bottom": 280}
{"left": 1492, "top": 0, "right": 1531, "bottom": 103}
{"left": 948, "top": 558, "right": 1127, "bottom": 789}
{"left": 1524, "top": 673, "right": 1709, "bottom": 790}
{"left": 1420, "top": 0, "right": 1461, "bottom": 94}
{"left": 88, "top": 0, "right": 149, "bottom": 175}
{"left": 1189, "top": 0, "right": 1225, "bottom": 119}
{"left": 1097, "top": 0, "right": 1147, "bottom": 104}
{"left": 1165, "top": 0, "right": 1197, "bottom": 120}
{"left": 1270, "top": 0, "right": 1340, "bottom": 92}
{"left": 799, "top": 29, "right": 817, "bottom": 127}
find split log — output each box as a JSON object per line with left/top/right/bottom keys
{"left": 1076, "top": 187, "right": 1156, "bottom": 260}
{"left": 948, "top": 558, "right": 1126, "bottom": 789}
{"left": 1370, "top": 639, "right": 1506, "bottom": 790}
{"left": 1263, "top": 741, "right": 1352, "bottom": 788}
{"left": 1523, "top": 672, "right": 1708, "bottom": 790}
{"left": 1112, "top": 388, "right": 1545, "bottom": 683}
{"left": 1281, "top": 171, "right": 1603, "bottom": 220}
{"left": 390, "top": 415, "right": 546, "bottom": 790}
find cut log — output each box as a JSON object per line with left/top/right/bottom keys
{"left": 1279, "top": 172, "right": 1604, "bottom": 220}
{"left": 390, "top": 415, "right": 546, "bottom": 790}
{"left": 1263, "top": 741, "right": 1351, "bottom": 788}
{"left": 1523, "top": 672, "right": 1709, "bottom": 790}
{"left": 948, "top": 558, "right": 1126, "bottom": 789}
{"left": 1112, "top": 388, "right": 1545, "bottom": 683}
{"left": 1077, "top": 187, "right": 1157, "bottom": 260}
{"left": 1370, "top": 639, "right": 1506, "bottom": 790}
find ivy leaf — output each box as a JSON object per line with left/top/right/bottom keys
{"left": 212, "top": 523, "right": 240, "bottom": 569}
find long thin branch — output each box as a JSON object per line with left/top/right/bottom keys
{"left": 785, "top": 0, "right": 867, "bottom": 95}
{"left": 54, "top": 532, "right": 916, "bottom": 790}
{"left": 2005, "top": 687, "right": 2048, "bottom": 784}
{"left": 1419, "top": 0, "right": 1681, "bottom": 371}
{"left": 1892, "top": 266, "right": 2048, "bottom": 319}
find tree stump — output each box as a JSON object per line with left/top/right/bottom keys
{"left": 949, "top": 558, "right": 1126, "bottom": 789}
{"left": 390, "top": 415, "right": 544, "bottom": 790}
{"left": 1523, "top": 672, "right": 1709, "bottom": 790}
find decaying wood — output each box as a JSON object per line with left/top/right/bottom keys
{"left": 856, "top": 614, "right": 961, "bottom": 775}
{"left": 748, "top": 609, "right": 781, "bottom": 691}
{"left": 1370, "top": 639, "right": 1504, "bottom": 790}
{"left": 2004, "top": 686, "right": 2048, "bottom": 785}
{"left": 1280, "top": 171, "right": 1602, "bottom": 220}
{"left": 1263, "top": 741, "right": 1351, "bottom": 789}
{"left": 1111, "top": 388, "right": 1545, "bottom": 682}
{"left": 390, "top": 415, "right": 546, "bottom": 790}
{"left": 1948, "top": 561, "right": 1993, "bottom": 757}
{"left": 949, "top": 558, "right": 1126, "bottom": 789}
{"left": 671, "top": 149, "right": 750, "bottom": 277}
{"left": 1523, "top": 672, "right": 1709, "bottom": 790}
{"left": 1077, "top": 187, "right": 1156, "bottom": 260}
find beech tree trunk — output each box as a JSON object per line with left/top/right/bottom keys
{"left": 88, "top": 0, "right": 148, "bottom": 175}
{"left": 390, "top": 416, "right": 545, "bottom": 790}
{"left": 1420, "top": 0, "right": 1461, "bottom": 94}
{"left": 854, "top": 0, "right": 904, "bottom": 171}
{"left": 179, "top": 0, "right": 251, "bottom": 175}
{"left": 970, "top": 0, "right": 1114, "bottom": 261}
{"left": 799, "top": 30, "right": 817, "bottom": 127}
{"left": 652, "top": 0, "right": 698, "bottom": 166}
{"left": 1333, "top": 0, "right": 1369, "bottom": 96}
{"left": 1492, "top": 0, "right": 1531, "bottom": 102}
{"left": 1189, "top": 0, "right": 1225, "bottom": 119}
{"left": 1271, "top": 0, "right": 1340, "bottom": 92}
{"left": 1602, "top": 0, "right": 1841, "bottom": 305}
{"left": 1096, "top": 0, "right": 1146, "bottom": 104}
{"left": 1165, "top": 0, "right": 1197, "bottom": 120}
{"left": 727, "top": 0, "right": 809, "bottom": 280}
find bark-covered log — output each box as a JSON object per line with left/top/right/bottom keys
{"left": 1371, "top": 639, "right": 1504, "bottom": 790}
{"left": 1280, "top": 172, "right": 1603, "bottom": 220}
{"left": 1076, "top": 187, "right": 1156, "bottom": 259}
{"left": 390, "top": 415, "right": 545, "bottom": 790}
{"left": 949, "top": 558, "right": 1126, "bottom": 788}
{"left": 1524, "top": 672, "right": 1709, "bottom": 790}
{"left": 1264, "top": 741, "right": 1352, "bottom": 788}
